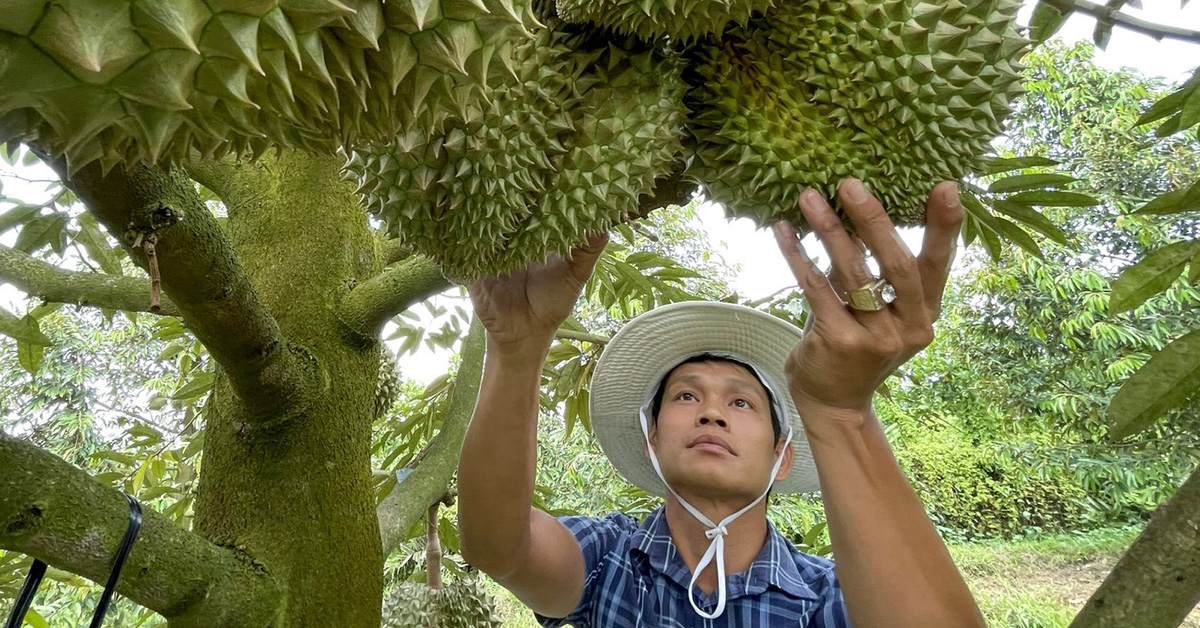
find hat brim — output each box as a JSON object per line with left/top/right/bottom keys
{"left": 590, "top": 301, "right": 819, "bottom": 497}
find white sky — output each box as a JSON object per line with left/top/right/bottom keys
{"left": 1, "top": 2, "right": 1198, "bottom": 384}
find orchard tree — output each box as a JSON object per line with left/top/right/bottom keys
{"left": 0, "top": 0, "right": 1195, "bottom": 627}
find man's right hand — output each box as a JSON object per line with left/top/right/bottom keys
{"left": 467, "top": 232, "right": 608, "bottom": 352}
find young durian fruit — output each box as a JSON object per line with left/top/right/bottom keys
{"left": 382, "top": 579, "right": 503, "bottom": 627}
{"left": 0, "top": 0, "right": 530, "bottom": 173}
{"left": 555, "top": 0, "right": 776, "bottom": 42}
{"left": 349, "top": 21, "right": 686, "bottom": 282}
{"left": 684, "top": 0, "right": 1030, "bottom": 228}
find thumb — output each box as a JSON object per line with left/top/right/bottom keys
{"left": 567, "top": 232, "right": 609, "bottom": 281}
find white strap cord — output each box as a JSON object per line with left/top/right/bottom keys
{"left": 638, "top": 405, "right": 794, "bottom": 619}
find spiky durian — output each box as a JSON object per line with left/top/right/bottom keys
{"left": 0, "top": 0, "right": 530, "bottom": 173}
{"left": 349, "top": 22, "right": 686, "bottom": 281}
{"left": 382, "top": 579, "right": 503, "bottom": 628}
{"left": 375, "top": 346, "right": 401, "bottom": 418}
{"left": 685, "top": 0, "right": 1030, "bottom": 227}
{"left": 555, "top": 0, "right": 775, "bottom": 41}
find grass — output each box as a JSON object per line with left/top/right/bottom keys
{"left": 484, "top": 525, "right": 1185, "bottom": 628}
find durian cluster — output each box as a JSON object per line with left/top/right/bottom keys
{"left": 684, "top": 0, "right": 1029, "bottom": 226}
{"left": 382, "top": 579, "right": 502, "bottom": 628}
{"left": 348, "top": 20, "right": 686, "bottom": 280}
{"left": 375, "top": 346, "right": 401, "bottom": 418}
{"left": 554, "top": 0, "right": 776, "bottom": 41}
{"left": 0, "top": 0, "right": 529, "bottom": 172}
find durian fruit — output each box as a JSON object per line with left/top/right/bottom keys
{"left": 684, "top": 0, "right": 1030, "bottom": 227}
{"left": 0, "top": 0, "right": 531, "bottom": 173}
{"left": 375, "top": 346, "right": 401, "bottom": 418}
{"left": 382, "top": 578, "right": 502, "bottom": 628}
{"left": 348, "top": 21, "right": 686, "bottom": 281}
{"left": 555, "top": 0, "right": 775, "bottom": 41}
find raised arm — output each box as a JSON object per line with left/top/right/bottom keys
{"left": 457, "top": 234, "right": 608, "bottom": 618}
{"left": 772, "top": 179, "right": 984, "bottom": 628}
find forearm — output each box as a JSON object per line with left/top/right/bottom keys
{"left": 803, "top": 407, "right": 983, "bottom": 628}
{"left": 457, "top": 338, "right": 546, "bottom": 577}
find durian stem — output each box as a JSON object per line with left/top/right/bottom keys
{"left": 338, "top": 255, "right": 450, "bottom": 340}
{"left": 0, "top": 434, "right": 285, "bottom": 626}
{"left": 377, "top": 319, "right": 485, "bottom": 557}
{"left": 42, "top": 154, "right": 311, "bottom": 420}
{"left": 1069, "top": 465, "right": 1200, "bottom": 628}
{"left": 0, "top": 245, "right": 180, "bottom": 316}
{"left": 1040, "top": 0, "right": 1200, "bottom": 45}
{"left": 554, "top": 329, "right": 609, "bottom": 344}
{"left": 426, "top": 503, "right": 443, "bottom": 591}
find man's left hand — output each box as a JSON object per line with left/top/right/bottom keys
{"left": 771, "top": 178, "right": 963, "bottom": 425}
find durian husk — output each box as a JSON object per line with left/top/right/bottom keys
{"left": 0, "top": 0, "right": 532, "bottom": 173}
{"left": 684, "top": 0, "right": 1030, "bottom": 228}
{"left": 554, "top": 0, "right": 776, "bottom": 41}
{"left": 349, "top": 22, "right": 686, "bottom": 282}
{"left": 382, "top": 579, "right": 503, "bottom": 628}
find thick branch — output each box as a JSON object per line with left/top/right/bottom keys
{"left": 634, "top": 163, "right": 696, "bottom": 220}
{"left": 41, "top": 155, "right": 307, "bottom": 419}
{"left": 0, "top": 434, "right": 284, "bottom": 627}
{"left": 377, "top": 318, "right": 484, "bottom": 556}
{"left": 0, "top": 245, "right": 180, "bottom": 316}
{"left": 379, "top": 239, "right": 409, "bottom": 268}
{"left": 338, "top": 255, "right": 450, "bottom": 340}
{"left": 1042, "top": 0, "right": 1200, "bottom": 45}
{"left": 182, "top": 159, "right": 239, "bottom": 204}
{"left": 1070, "top": 464, "right": 1200, "bottom": 628}
{"left": 555, "top": 329, "right": 609, "bottom": 344}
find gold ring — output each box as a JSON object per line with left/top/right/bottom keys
{"left": 847, "top": 278, "right": 895, "bottom": 312}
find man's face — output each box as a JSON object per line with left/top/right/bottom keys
{"left": 647, "top": 360, "right": 792, "bottom": 502}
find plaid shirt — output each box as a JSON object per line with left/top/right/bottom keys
{"left": 535, "top": 507, "right": 851, "bottom": 627}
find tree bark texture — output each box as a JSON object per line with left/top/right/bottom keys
{"left": 1071, "top": 465, "right": 1200, "bottom": 628}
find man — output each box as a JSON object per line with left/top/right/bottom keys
{"left": 458, "top": 179, "right": 985, "bottom": 627}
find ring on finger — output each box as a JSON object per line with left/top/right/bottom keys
{"left": 846, "top": 278, "right": 896, "bottom": 312}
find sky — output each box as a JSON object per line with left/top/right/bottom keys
{"left": 1, "top": 2, "right": 1198, "bottom": 384}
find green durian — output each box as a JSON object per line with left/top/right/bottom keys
{"left": 684, "top": 0, "right": 1030, "bottom": 227}
{"left": 382, "top": 579, "right": 503, "bottom": 628}
{"left": 349, "top": 21, "right": 686, "bottom": 281}
{"left": 555, "top": 0, "right": 775, "bottom": 41}
{"left": 0, "top": 0, "right": 532, "bottom": 173}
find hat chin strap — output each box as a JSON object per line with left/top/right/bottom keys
{"left": 638, "top": 406, "right": 794, "bottom": 620}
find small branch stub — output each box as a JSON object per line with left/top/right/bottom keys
{"left": 144, "top": 234, "right": 161, "bottom": 313}
{"left": 124, "top": 206, "right": 184, "bottom": 314}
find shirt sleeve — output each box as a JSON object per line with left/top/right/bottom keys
{"left": 807, "top": 564, "right": 852, "bottom": 628}
{"left": 534, "top": 512, "right": 635, "bottom": 628}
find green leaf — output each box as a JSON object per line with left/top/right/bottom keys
{"left": 1190, "top": 250, "right": 1200, "bottom": 285}
{"left": 75, "top": 212, "right": 124, "bottom": 275}
{"left": 14, "top": 213, "right": 68, "bottom": 254}
{"left": 1133, "top": 180, "right": 1200, "bottom": 215}
{"left": 0, "top": 311, "right": 52, "bottom": 346}
{"left": 1030, "top": 1, "right": 1070, "bottom": 42}
{"left": 988, "top": 173, "right": 1076, "bottom": 194}
{"left": 1135, "top": 72, "right": 1199, "bottom": 127}
{"left": 17, "top": 338, "right": 44, "bottom": 374}
{"left": 1110, "top": 240, "right": 1200, "bottom": 313}
{"left": 23, "top": 608, "right": 50, "bottom": 628}
{"left": 172, "top": 370, "right": 214, "bottom": 401}
{"left": 1006, "top": 191, "right": 1101, "bottom": 207}
{"left": 992, "top": 200, "right": 1069, "bottom": 244}
{"left": 980, "top": 156, "right": 1059, "bottom": 175}
{"left": 992, "top": 217, "right": 1044, "bottom": 260}
{"left": 0, "top": 204, "right": 40, "bottom": 234}
{"left": 1108, "top": 327, "right": 1200, "bottom": 440}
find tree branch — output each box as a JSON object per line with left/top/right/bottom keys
{"left": 379, "top": 239, "right": 409, "bottom": 268}
{"left": 1041, "top": 0, "right": 1200, "bottom": 45}
{"left": 1070, "top": 464, "right": 1200, "bottom": 628}
{"left": 555, "top": 328, "right": 609, "bottom": 344}
{"left": 183, "top": 159, "right": 239, "bottom": 205}
{"left": 40, "top": 155, "right": 310, "bottom": 419}
{"left": 0, "top": 245, "right": 180, "bottom": 316}
{"left": 635, "top": 163, "right": 696, "bottom": 220}
{"left": 377, "top": 318, "right": 484, "bottom": 556}
{"left": 338, "top": 255, "right": 451, "bottom": 340}
{"left": 0, "top": 434, "right": 284, "bottom": 627}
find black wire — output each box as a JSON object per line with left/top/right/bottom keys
{"left": 4, "top": 560, "right": 46, "bottom": 628}
{"left": 89, "top": 493, "right": 142, "bottom": 628}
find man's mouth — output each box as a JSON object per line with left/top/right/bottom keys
{"left": 688, "top": 434, "right": 735, "bottom": 455}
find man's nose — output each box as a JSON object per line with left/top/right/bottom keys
{"left": 697, "top": 407, "right": 728, "bottom": 429}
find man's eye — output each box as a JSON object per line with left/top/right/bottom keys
{"left": 734, "top": 399, "right": 751, "bottom": 408}
{"left": 678, "top": 392, "right": 696, "bottom": 401}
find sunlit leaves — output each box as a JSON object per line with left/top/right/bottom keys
{"left": 1110, "top": 240, "right": 1200, "bottom": 313}
{"left": 1134, "top": 68, "right": 1200, "bottom": 137}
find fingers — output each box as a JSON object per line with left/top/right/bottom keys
{"left": 771, "top": 219, "right": 858, "bottom": 329}
{"left": 917, "top": 182, "right": 964, "bottom": 319}
{"left": 799, "top": 189, "right": 875, "bottom": 300}
{"left": 837, "top": 179, "right": 925, "bottom": 324}
{"left": 567, "top": 232, "right": 609, "bottom": 283}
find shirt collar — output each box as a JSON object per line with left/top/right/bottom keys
{"left": 630, "top": 506, "right": 819, "bottom": 602}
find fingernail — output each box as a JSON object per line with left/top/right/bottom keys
{"left": 799, "top": 189, "right": 821, "bottom": 212}
{"left": 941, "top": 183, "right": 961, "bottom": 208}
{"left": 842, "top": 179, "right": 869, "bottom": 203}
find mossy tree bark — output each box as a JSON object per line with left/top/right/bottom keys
{"left": 0, "top": 149, "right": 472, "bottom": 626}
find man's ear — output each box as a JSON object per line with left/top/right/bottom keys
{"left": 643, "top": 424, "right": 657, "bottom": 459}
{"left": 773, "top": 441, "right": 795, "bottom": 483}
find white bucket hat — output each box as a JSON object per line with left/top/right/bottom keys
{"left": 589, "top": 301, "right": 820, "bottom": 619}
{"left": 591, "top": 300, "right": 819, "bottom": 497}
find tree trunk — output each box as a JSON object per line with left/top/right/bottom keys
{"left": 191, "top": 152, "right": 384, "bottom": 626}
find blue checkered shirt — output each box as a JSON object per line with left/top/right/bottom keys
{"left": 535, "top": 507, "right": 851, "bottom": 627}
